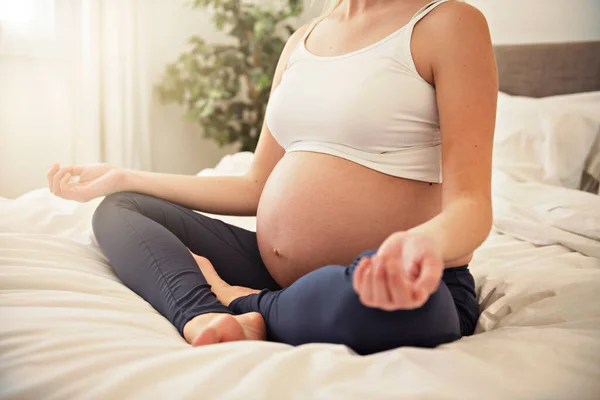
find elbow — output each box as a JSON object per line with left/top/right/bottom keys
{"left": 454, "top": 195, "right": 493, "bottom": 246}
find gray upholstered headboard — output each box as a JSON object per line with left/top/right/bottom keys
{"left": 494, "top": 41, "right": 600, "bottom": 98}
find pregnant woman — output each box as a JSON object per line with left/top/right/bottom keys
{"left": 47, "top": 0, "right": 497, "bottom": 355}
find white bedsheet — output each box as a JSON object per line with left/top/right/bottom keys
{"left": 1, "top": 166, "right": 600, "bottom": 399}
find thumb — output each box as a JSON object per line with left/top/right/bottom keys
{"left": 402, "top": 239, "right": 425, "bottom": 282}
{"left": 414, "top": 253, "right": 443, "bottom": 295}
{"left": 63, "top": 174, "right": 106, "bottom": 202}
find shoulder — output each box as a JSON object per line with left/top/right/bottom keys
{"left": 291, "top": 23, "right": 312, "bottom": 41}
{"left": 282, "top": 23, "right": 312, "bottom": 54}
{"left": 417, "top": 2, "right": 491, "bottom": 47}
{"left": 414, "top": 2, "right": 493, "bottom": 67}
{"left": 420, "top": 1, "right": 489, "bottom": 34}
{"left": 272, "top": 23, "right": 312, "bottom": 82}
{"left": 276, "top": 23, "right": 311, "bottom": 66}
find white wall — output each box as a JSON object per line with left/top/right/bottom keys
{"left": 468, "top": 0, "right": 600, "bottom": 44}
{"left": 139, "top": 1, "right": 238, "bottom": 176}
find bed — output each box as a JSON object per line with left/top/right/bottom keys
{"left": 1, "top": 42, "right": 600, "bottom": 400}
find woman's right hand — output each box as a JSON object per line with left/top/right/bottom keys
{"left": 46, "top": 163, "right": 125, "bottom": 202}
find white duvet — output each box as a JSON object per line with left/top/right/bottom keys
{"left": 1, "top": 154, "right": 600, "bottom": 400}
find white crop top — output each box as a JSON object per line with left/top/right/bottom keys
{"left": 265, "top": 0, "right": 450, "bottom": 183}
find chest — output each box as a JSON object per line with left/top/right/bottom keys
{"left": 265, "top": 53, "right": 438, "bottom": 150}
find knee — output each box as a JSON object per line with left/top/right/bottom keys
{"left": 92, "top": 192, "right": 144, "bottom": 237}
{"left": 266, "top": 265, "right": 463, "bottom": 354}
{"left": 411, "top": 287, "right": 462, "bottom": 346}
{"left": 328, "top": 281, "right": 462, "bottom": 354}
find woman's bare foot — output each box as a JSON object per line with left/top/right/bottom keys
{"left": 189, "top": 251, "right": 260, "bottom": 306}
{"left": 183, "top": 312, "right": 266, "bottom": 346}
{"left": 184, "top": 251, "right": 266, "bottom": 346}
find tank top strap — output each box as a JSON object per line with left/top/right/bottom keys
{"left": 386, "top": 1, "right": 454, "bottom": 91}
{"left": 409, "top": 0, "right": 453, "bottom": 26}
{"left": 302, "top": 19, "right": 320, "bottom": 41}
{"left": 287, "top": 19, "right": 321, "bottom": 66}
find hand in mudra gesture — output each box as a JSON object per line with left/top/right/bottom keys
{"left": 353, "top": 231, "right": 444, "bottom": 311}
{"left": 46, "top": 163, "right": 123, "bottom": 202}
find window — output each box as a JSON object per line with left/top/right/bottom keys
{"left": 0, "top": 0, "right": 56, "bottom": 56}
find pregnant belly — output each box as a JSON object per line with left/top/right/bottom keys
{"left": 256, "top": 151, "right": 442, "bottom": 287}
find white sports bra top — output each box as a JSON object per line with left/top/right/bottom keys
{"left": 265, "top": 0, "right": 451, "bottom": 183}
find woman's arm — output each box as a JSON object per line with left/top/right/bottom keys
{"left": 119, "top": 115, "right": 286, "bottom": 216}
{"left": 353, "top": 3, "right": 497, "bottom": 311}
{"left": 409, "top": 2, "right": 498, "bottom": 263}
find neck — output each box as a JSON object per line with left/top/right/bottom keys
{"left": 342, "top": 0, "right": 383, "bottom": 18}
{"left": 337, "top": 0, "right": 431, "bottom": 19}
{"left": 341, "top": 0, "right": 425, "bottom": 18}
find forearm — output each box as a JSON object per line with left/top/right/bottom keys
{"left": 118, "top": 169, "right": 263, "bottom": 216}
{"left": 408, "top": 196, "right": 493, "bottom": 264}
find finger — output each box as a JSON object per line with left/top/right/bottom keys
{"left": 67, "top": 168, "right": 106, "bottom": 202}
{"left": 352, "top": 258, "right": 365, "bottom": 293}
{"left": 414, "top": 254, "right": 443, "bottom": 296}
{"left": 386, "top": 257, "right": 413, "bottom": 309}
{"left": 52, "top": 166, "right": 72, "bottom": 197}
{"left": 371, "top": 255, "right": 392, "bottom": 309}
{"left": 60, "top": 174, "right": 87, "bottom": 201}
{"left": 47, "top": 164, "right": 59, "bottom": 191}
{"left": 377, "top": 255, "right": 405, "bottom": 311}
{"left": 357, "top": 257, "right": 373, "bottom": 297}
{"left": 402, "top": 243, "right": 423, "bottom": 283}
{"left": 366, "top": 259, "right": 384, "bottom": 308}
{"left": 360, "top": 263, "right": 375, "bottom": 307}
{"left": 352, "top": 257, "right": 368, "bottom": 294}
{"left": 379, "top": 268, "right": 399, "bottom": 311}
{"left": 411, "top": 287, "right": 429, "bottom": 307}
{"left": 68, "top": 181, "right": 96, "bottom": 203}
{"left": 70, "top": 165, "right": 85, "bottom": 176}
{"left": 378, "top": 232, "right": 406, "bottom": 259}
{"left": 59, "top": 173, "right": 72, "bottom": 199}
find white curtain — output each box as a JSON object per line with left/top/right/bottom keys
{"left": 76, "top": 0, "right": 151, "bottom": 169}
{"left": 0, "top": 0, "right": 152, "bottom": 197}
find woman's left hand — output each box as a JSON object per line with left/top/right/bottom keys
{"left": 352, "top": 231, "right": 444, "bottom": 311}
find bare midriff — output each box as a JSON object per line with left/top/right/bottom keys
{"left": 256, "top": 152, "right": 466, "bottom": 288}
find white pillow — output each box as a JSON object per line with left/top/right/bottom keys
{"left": 583, "top": 127, "right": 600, "bottom": 194}
{"left": 195, "top": 152, "right": 257, "bottom": 232}
{"left": 196, "top": 151, "right": 254, "bottom": 177}
{"left": 493, "top": 91, "right": 600, "bottom": 190}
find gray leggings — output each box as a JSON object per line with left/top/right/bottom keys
{"left": 92, "top": 192, "right": 478, "bottom": 355}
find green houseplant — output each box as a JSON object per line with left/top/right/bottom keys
{"left": 155, "top": 0, "right": 304, "bottom": 152}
